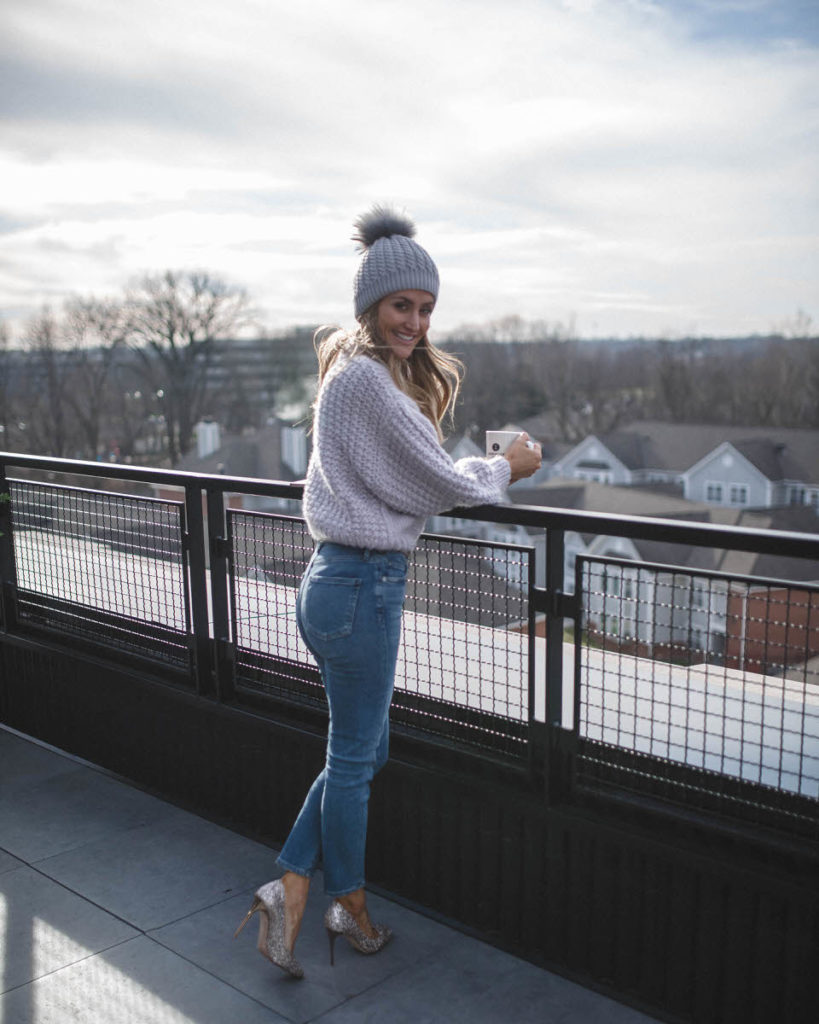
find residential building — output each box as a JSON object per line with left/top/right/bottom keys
{"left": 152, "top": 418, "right": 308, "bottom": 515}
{"left": 509, "top": 479, "right": 819, "bottom": 664}
{"left": 542, "top": 421, "right": 819, "bottom": 513}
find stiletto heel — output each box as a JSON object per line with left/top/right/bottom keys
{"left": 323, "top": 900, "right": 392, "bottom": 964}
{"left": 233, "top": 897, "right": 262, "bottom": 939}
{"left": 233, "top": 880, "right": 304, "bottom": 979}
{"left": 327, "top": 927, "right": 338, "bottom": 966}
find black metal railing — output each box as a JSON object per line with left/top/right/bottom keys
{"left": 574, "top": 555, "right": 819, "bottom": 835}
{"left": 1, "top": 451, "right": 818, "bottom": 841}
{"left": 225, "top": 510, "right": 534, "bottom": 758}
{"left": 7, "top": 477, "right": 192, "bottom": 668}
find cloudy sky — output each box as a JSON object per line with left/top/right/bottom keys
{"left": 1, "top": 0, "right": 817, "bottom": 340}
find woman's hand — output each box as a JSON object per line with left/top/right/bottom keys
{"left": 504, "top": 432, "right": 542, "bottom": 484}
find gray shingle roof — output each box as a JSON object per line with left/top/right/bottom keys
{"left": 509, "top": 478, "right": 712, "bottom": 517}
{"left": 509, "top": 479, "right": 819, "bottom": 582}
{"left": 592, "top": 421, "right": 819, "bottom": 482}
{"left": 172, "top": 423, "right": 299, "bottom": 481}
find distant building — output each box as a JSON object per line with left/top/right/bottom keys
{"left": 151, "top": 418, "right": 308, "bottom": 515}
{"left": 725, "top": 585, "right": 819, "bottom": 676}
{"left": 508, "top": 478, "right": 819, "bottom": 665}
{"left": 543, "top": 422, "right": 819, "bottom": 513}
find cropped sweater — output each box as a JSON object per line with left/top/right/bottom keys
{"left": 303, "top": 353, "right": 511, "bottom": 553}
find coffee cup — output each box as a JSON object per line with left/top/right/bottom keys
{"left": 486, "top": 430, "right": 526, "bottom": 456}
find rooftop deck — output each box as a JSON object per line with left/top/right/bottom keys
{"left": 0, "top": 726, "right": 659, "bottom": 1024}
{"left": 1, "top": 452, "right": 818, "bottom": 1023}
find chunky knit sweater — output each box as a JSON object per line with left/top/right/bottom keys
{"left": 303, "top": 354, "right": 511, "bottom": 552}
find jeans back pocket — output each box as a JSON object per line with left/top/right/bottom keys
{"left": 300, "top": 576, "right": 361, "bottom": 643}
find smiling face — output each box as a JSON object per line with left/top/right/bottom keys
{"left": 375, "top": 289, "right": 436, "bottom": 360}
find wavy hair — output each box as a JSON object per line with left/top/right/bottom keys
{"left": 313, "top": 308, "right": 463, "bottom": 439}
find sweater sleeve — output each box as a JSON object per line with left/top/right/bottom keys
{"left": 329, "top": 357, "right": 511, "bottom": 516}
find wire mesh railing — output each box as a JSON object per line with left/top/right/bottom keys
{"left": 396, "top": 536, "right": 532, "bottom": 756}
{"left": 576, "top": 555, "right": 819, "bottom": 837}
{"left": 228, "top": 511, "right": 320, "bottom": 702}
{"left": 227, "top": 511, "right": 534, "bottom": 759}
{"left": 7, "top": 478, "right": 192, "bottom": 668}
{"left": 2, "top": 452, "right": 819, "bottom": 840}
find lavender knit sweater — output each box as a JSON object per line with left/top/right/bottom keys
{"left": 303, "top": 354, "right": 511, "bottom": 552}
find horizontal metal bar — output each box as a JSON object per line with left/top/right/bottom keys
{"left": 0, "top": 451, "right": 306, "bottom": 500}
{"left": 2, "top": 450, "right": 818, "bottom": 560}
{"left": 582, "top": 552, "right": 819, "bottom": 594}
{"left": 445, "top": 502, "right": 819, "bottom": 559}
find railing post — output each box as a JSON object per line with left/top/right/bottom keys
{"left": 528, "top": 541, "right": 547, "bottom": 785}
{"left": 0, "top": 464, "right": 19, "bottom": 634}
{"left": 544, "top": 527, "right": 565, "bottom": 727}
{"left": 544, "top": 527, "right": 570, "bottom": 803}
{"left": 206, "top": 484, "right": 235, "bottom": 702}
{"left": 184, "top": 482, "right": 215, "bottom": 697}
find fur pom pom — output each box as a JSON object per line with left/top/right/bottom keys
{"left": 352, "top": 204, "right": 416, "bottom": 251}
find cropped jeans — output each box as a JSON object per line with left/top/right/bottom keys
{"left": 276, "top": 542, "right": 408, "bottom": 897}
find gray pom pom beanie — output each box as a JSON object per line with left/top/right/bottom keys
{"left": 352, "top": 204, "right": 439, "bottom": 319}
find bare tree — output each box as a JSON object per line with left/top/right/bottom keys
{"left": 126, "top": 271, "right": 251, "bottom": 463}
{"left": 22, "top": 309, "right": 75, "bottom": 457}
{"left": 62, "top": 297, "right": 129, "bottom": 458}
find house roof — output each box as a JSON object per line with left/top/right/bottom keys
{"left": 173, "top": 423, "right": 299, "bottom": 481}
{"left": 408, "top": 542, "right": 530, "bottom": 629}
{"left": 730, "top": 438, "right": 807, "bottom": 482}
{"left": 509, "top": 478, "right": 819, "bottom": 582}
{"left": 509, "top": 478, "right": 713, "bottom": 518}
{"left": 728, "top": 506, "right": 819, "bottom": 582}
{"left": 587, "top": 421, "right": 819, "bottom": 483}
{"left": 501, "top": 417, "right": 573, "bottom": 462}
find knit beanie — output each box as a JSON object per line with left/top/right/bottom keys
{"left": 352, "top": 205, "right": 439, "bottom": 319}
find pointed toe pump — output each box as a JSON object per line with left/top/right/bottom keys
{"left": 324, "top": 900, "right": 392, "bottom": 965}
{"left": 234, "top": 879, "right": 304, "bottom": 980}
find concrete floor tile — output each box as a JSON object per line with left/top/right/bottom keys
{"left": 152, "top": 891, "right": 345, "bottom": 1024}
{"left": 0, "top": 765, "right": 189, "bottom": 863}
{"left": 0, "top": 865, "right": 137, "bottom": 993}
{"left": 150, "top": 880, "right": 464, "bottom": 1023}
{"left": 36, "top": 815, "right": 279, "bottom": 931}
{"left": 0, "top": 730, "right": 665, "bottom": 1024}
{"left": 312, "top": 932, "right": 661, "bottom": 1024}
{"left": 0, "top": 935, "right": 289, "bottom": 1024}
{"left": 0, "top": 848, "right": 25, "bottom": 875}
{"left": 0, "top": 730, "right": 82, "bottom": 794}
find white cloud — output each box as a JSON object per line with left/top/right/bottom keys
{"left": 0, "top": 0, "right": 816, "bottom": 337}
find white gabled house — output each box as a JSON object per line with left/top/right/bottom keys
{"left": 544, "top": 422, "right": 819, "bottom": 514}
{"left": 683, "top": 441, "right": 772, "bottom": 508}
{"left": 550, "top": 435, "right": 632, "bottom": 486}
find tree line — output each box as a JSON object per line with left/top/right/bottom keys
{"left": 0, "top": 271, "right": 313, "bottom": 465}
{"left": 2, "top": 277, "right": 816, "bottom": 466}
{"left": 441, "top": 314, "right": 819, "bottom": 441}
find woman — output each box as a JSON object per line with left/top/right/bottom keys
{"left": 235, "top": 206, "right": 541, "bottom": 977}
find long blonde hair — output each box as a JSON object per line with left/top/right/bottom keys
{"left": 313, "top": 307, "right": 463, "bottom": 439}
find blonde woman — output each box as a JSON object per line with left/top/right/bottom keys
{"left": 235, "top": 206, "right": 541, "bottom": 977}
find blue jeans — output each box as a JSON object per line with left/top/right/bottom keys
{"left": 276, "top": 542, "right": 408, "bottom": 896}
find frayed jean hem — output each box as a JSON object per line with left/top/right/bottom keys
{"left": 275, "top": 855, "right": 317, "bottom": 880}
{"left": 274, "top": 856, "right": 364, "bottom": 898}
{"left": 324, "top": 878, "right": 367, "bottom": 899}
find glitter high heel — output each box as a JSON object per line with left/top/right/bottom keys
{"left": 324, "top": 900, "right": 392, "bottom": 965}
{"left": 234, "top": 879, "right": 304, "bottom": 979}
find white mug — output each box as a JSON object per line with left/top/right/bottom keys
{"left": 486, "top": 430, "right": 525, "bottom": 456}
